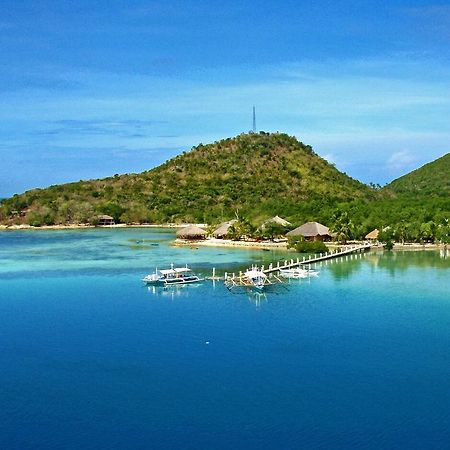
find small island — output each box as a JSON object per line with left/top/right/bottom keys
{"left": 0, "top": 133, "right": 448, "bottom": 249}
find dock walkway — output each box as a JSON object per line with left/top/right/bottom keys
{"left": 223, "top": 243, "right": 372, "bottom": 284}
{"left": 263, "top": 243, "right": 372, "bottom": 274}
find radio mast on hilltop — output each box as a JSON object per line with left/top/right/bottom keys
{"left": 252, "top": 106, "right": 256, "bottom": 133}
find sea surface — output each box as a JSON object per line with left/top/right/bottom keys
{"left": 1, "top": 228, "right": 449, "bottom": 449}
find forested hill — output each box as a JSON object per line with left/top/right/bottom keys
{"left": 0, "top": 132, "right": 374, "bottom": 226}
{"left": 384, "top": 153, "right": 450, "bottom": 197}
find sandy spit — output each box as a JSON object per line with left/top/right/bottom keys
{"left": 0, "top": 223, "right": 207, "bottom": 231}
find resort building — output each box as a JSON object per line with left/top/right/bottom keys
{"left": 261, "top": 215, "right": 291, "bottom": 229}
{"left": 176, "top": 224, "right": 207, "bottom": 240}
{"left": 286, "top": 221, "right": 332, "bottom": 241}
{"left": 97, "top": 215, "right": 115, "bottom": 226}
{"left": 365, "top": 229, "right": 379, "bottom": 240}
{"left": 212, "top": 220, "right": 237, "bottom": 238}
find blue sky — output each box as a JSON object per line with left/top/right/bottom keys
{"left": 1, "top": 0, "right": 450, "bottom": 196}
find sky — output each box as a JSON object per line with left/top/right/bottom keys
{"left": 1, "top": 0, "right": 450, "bottom": 197}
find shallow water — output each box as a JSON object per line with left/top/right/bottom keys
{"left": 1, "top": 229, "right": 449, "bottom": 449}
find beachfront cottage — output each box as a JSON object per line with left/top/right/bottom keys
{"left": 261, "top": 215, "right": 291, "bottom": 229}
{"left": 97, "top": 215, "right": 115, "bottom": 226}
{"left": 176, "top": 225, "right": 207, "bottom": 240}
{"left": 286, "top": 221, "right": 332, "bottom": 241}
{"left": 212, "top": 220, "right": 237, "bottom": 238}
{"left": 365, "top": 229, "right": 379, "bottom": 240}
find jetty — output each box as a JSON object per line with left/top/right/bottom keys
{"left": 263, "top": 243, "right": 372, "bottom": 274}
{"left": 224, "top": 243, "right": 372, "bottom": 285}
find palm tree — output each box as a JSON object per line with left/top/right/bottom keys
{"left": 330, "top": 210, "right": 354, "bottom": 244}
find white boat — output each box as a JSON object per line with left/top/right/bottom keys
{"left": 244, "top": 269, "right": 268, "bottom": 290}
{"left": 279, "top": 267, "right": 319, "bottom": 278}
{"left": 142, "top": 265, "right": 204, "bottom": 285}
{"left": 305, "top": 268, "right": 320, "bottom": 277}
{"left": 279, "top": 267, "right": 308, "bottom": 278}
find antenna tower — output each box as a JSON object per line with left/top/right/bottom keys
{"left": 252, "top": 106, "right": 256, "bottom": 133}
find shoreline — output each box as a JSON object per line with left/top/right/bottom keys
{"left": 0, "top": 224, "right": 446, "bottom": 252}
{"left": 173, "top": 237, "right": 290, "bottom": 250}
{"left": 174, "top": 238, "right": 447, "bottom": 252}
{"left": 0, "top": 223, "right": 206, "bottom": 231}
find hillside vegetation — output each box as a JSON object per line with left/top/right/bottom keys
{"left": 0, "top": 132, "right": 448, "bottom": 242}
{"left": 384, "top": 153, "right": 450, "bottom": 197}
{"left": 0, "top": 132, "right": 373, "bottom": 226}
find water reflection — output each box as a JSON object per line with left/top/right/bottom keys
{"left": 145, "top": 283, "right": 203, "bottom": 300}
{"left": 247, "top": 290, "right": 268, "bottom": 308}
{"left": 376, "top": 250, "right": 450, "bottom": 275}
{"left": 325, "top": 252, "right": 367, "bottom": 280}
{"left": 324, "top": 250, "right": 450, "bottom": 280}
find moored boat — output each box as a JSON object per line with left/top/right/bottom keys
{"left": 279, "top": 267, "right": 319, "bottom": 278}
{"left": 142, "top": 265, "right": 204, "bottom": 285}
{"left": 244, "top": 269, "right": 268, "bottom": 290}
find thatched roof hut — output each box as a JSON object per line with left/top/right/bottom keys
{"left": 365, "top": 229, "right": 379, "bottom": 240}
{"left": 212, "top": 220, "right": 237, "bottom": 238}
{"left": 286, "top": 221, "right": 331, "bottom": 241}
{"left": 97, "top": 214, "right": 115, "bottom": 226}
{"left": 261, "top": 215, "right": 291, "bottom": 228}
{"left": 176, "top": 224, "right": 207, "bottom": 240}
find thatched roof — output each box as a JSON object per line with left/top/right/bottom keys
{"left": 287, "top": 221, "right": 331, "bottom": 237}
{"left": 176, "top": 224, "right": 207, "bottom": 239}
{"left": 212, "top": 220, "right": 237, "bottom": 237}
{"left": 262, "top": 215, "right": 291, "bottom": 228}
{"left": 365, "top": 229, "right": 379, "bottom": 240}
{"left": 98, "top": 215, "right": 114, "bottom": 220}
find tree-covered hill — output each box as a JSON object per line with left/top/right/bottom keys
{"left": 0, "top": 132, "right": 374, "bottom": 226}
{"left": 384, "top": 153, "right": 450, "bottom": 197}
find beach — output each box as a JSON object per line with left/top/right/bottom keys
{"left": 174, "top": 237, "right": 446, "bottom": 251}
{"left": 0, "top": 223, "right": 206, "bottom": 230}
{"left": 1, "top": 223, "right": 445, "bottom": 252}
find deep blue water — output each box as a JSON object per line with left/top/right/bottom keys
{"left": 1, "top": 229, "right": 450, "bottom": 449}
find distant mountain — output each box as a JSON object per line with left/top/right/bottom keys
{"left": 384, "top": 153, "right": 450, "bottom": 197}
{"left": 0, "top": 132, "right": 374, "bottom": 226}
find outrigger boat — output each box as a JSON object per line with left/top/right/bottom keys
{"left": 244, "top": 269, "right": 268, "bottom": 290}
{"left": 142, "top": 264, "right": 204, "bottom": 286}
{"left": 225, "top": 267, "right": 282, "bottom": 291}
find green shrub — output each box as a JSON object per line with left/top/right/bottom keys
{"left": 379, "top": 227, "right": 395, "bottom": 251}
{"left": 287, "top": 236, "right": 328, "bottom": 253}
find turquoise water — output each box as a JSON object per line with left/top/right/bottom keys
{"left": 1, "top": 229, "right": 450, "bottom": 449}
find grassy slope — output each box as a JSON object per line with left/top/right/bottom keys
{"left": 384, "top": 153, "right": 450, "bottom": 197}
{"left": 0, "top": 132, "right": 374, "bottom": 225}
{"left": 357, "top": 153, "right": 450, "bottom": 229}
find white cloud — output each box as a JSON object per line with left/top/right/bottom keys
{"left": 1, "top": 55, "right": 450, "bottom": 189}
{"left": 386, "top": 150, "right": 418, "bottom": 172}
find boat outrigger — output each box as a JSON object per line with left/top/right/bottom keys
{"left": 244, "top": 269, "right": 268, "bottom": 290}
{"left": 142, "top": 264, "right": 204, "bottom": 286}
{"left": 224, "top": 267, "right": 283, "bottom": 291}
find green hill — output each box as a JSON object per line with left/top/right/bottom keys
{"left": 384, "top": 153, "right": 450, "bottom": 197}
{"left": 0, "top": 132, "right": 374, "bottom": 226}
{"left": 354, "top": 153, "right": 450, "bottom": 239}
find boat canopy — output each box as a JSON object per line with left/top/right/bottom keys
{"left": 245, "top": 270, "right": 267, "bottom": 279}
{"left": 174, "top": 267, "right": 191, "bottom": 273}
{"left": 159, "top": 267, "right": 192, "bottom": 275}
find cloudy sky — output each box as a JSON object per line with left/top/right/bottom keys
{"left": 1, "top": 0, "right": 450, "bottom": 196}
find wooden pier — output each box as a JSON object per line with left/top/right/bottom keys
{"left": 263, "top": 243, "right": 372, "bottom": 274}
{"left": 223, "top": 243, "right": 372, "bottom": 284}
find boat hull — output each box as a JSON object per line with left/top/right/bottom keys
{"left": 143, "top": 276, "right": 204, "bottom": 286}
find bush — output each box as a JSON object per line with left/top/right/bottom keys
{"left": 260, "top": 222, "right": 289, "bottom": 240}
{"left": 287, "top": 236, "right": 328, "bottom": 253}
{"left": 379, "top": 227, "right": 395, "bottom": 251}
